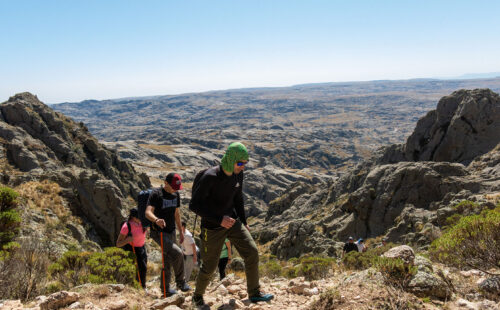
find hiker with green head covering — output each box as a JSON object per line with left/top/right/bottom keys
{"left": 189, "top": 142, "right": 274, "bottom": 309}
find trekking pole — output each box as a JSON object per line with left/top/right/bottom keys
{"left": 131, "top": 246, "right": 143, "bottom": 288}
{"left": 161, "top": 232, "right": 166, "bottom": 298}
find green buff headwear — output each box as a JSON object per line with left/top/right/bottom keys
{"left": 221, "top": 142, "right": 249, "bottom": 173}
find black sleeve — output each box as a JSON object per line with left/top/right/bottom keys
{"left": 189, "top": 174, "right": 222, "bottom": 226}
{"left": 343, "top": 243, "right": 347, "bottom": 251}
{"left": 234, "top": 173, "right": 246, "bottom": 225}
{"left": 176, "top": 192, "right": 180, "bottom": 208}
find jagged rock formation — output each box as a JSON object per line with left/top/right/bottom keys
{"left": 404, "top": 89, "right": 500, "bottom": 164}
{"left": 267, "top": 89, "right": 500, "bottom": 259}
{"left": 0, "top": 93, "right": 150, "bottom": 245}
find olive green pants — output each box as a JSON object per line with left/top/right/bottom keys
{"left": 194, "top": 220, "right": 260, "bottom": 296}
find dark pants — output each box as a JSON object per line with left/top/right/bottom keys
{"left": 122, "top": 245, "right": 148, "bottom": 288}
{"left": 195, "top": 220, "right": 259, "bottom": 296}
{"left": 151, "top": 230, "right": 185, "bottom": 296}
{"left": 218, "top": 257, "right": 229, "bottom": 280}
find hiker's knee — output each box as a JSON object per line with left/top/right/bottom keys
{"left": 243, "top": 244, "right": 259, "bottom": 266}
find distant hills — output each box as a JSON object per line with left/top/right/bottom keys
{"left": 453, "top": 72, "right": 500, "bottom": 79}
{"left": 53, "top": 77, "right": 500, "bottom": 172}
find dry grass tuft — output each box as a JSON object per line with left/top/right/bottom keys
{"left": 15, "top": 180, "right": 82, "bottom": 229}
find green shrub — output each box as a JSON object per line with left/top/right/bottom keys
{"left": 374, "top": 256, "right": 417, "bottom": 288}
{"left": 454, "top": 200, "right": 479, "bottom": 213}
{"left": 0, "top": 186, "right": 18, "bottom": 211}
{"left": 0, "top": 186, "right": 20, "bottom": 259}
{"left": 296, "top": 256, "right": 335, "bottom": 280}
{"left": 49, "top": 247, "right": 138, "bottom": 289}
{"left": 429, "top": 207, "right": 500, "bottom": 270}
{"left": 259, "top": 256, "right": 283, "bottom": 279}
{"left": 341, "top": 243, "right": 396, "bottom": 271}
{"left": 49, "top": 250, "right": 92, "bottom": 287}
{"left": 86, "top": 247, "right": 138, "bottom": 286}
{"left": 259, "top": 255, "right": 335, "bottom": 280}
{"left": 445, "top": 213, "right": 462, "bottom": 227}
{"left": 342, "top": 250, "right": 373, "bottom": 270}
{"left": 282, "top": 265, "right": 299, "bottom": 279}
{"left": 45, "top": 281, "right": 63, "bottom": 294}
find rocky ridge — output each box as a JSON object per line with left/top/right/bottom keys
{"left": 265, "top": 89, "right": 500, "bottom": 259}
{"left": 0, "top": 92, "right": 150, "bottom": 246}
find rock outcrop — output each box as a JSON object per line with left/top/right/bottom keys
{"left": 0, "top": 93, "right": 150, "bottom": 245}
{"left": 268, "top": 89, "right": 500, "bottom": 258}
{"left": 404, "top": 89, "right": 500, "bottom": 165}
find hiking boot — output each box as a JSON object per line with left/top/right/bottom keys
{"left": 163, "top": 287, "right": 177, "bottom": 297}
{"left": 249, "top": 291, "right": 274, "bottom": 303}
{"left": 177, "top": 281, "right": 192, "bottom": 292}
{"left": 192, "top": 294, "right": 210, "bottom": 309}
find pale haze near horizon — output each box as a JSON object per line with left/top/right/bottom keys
{"left": 1, "top": 0, "right": 499, "bottom": 103}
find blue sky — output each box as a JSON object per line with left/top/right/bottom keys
{"left": 1, "top": 0, "right": 500, "bottom": 103}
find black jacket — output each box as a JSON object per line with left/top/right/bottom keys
{"left": 189, "top": 165, "right": 246, "bottom": 229}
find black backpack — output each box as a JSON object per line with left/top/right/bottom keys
{"left": 137, "top": 189, "right": 153, "bottom": 228}
{"left": 191, "top": 168, "right": 209, "bottom": 195}
{"left": 189, "top": 168, "right": 210, "bottom": 231}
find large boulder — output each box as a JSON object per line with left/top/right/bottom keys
{"left": 478, "top": 276, "right": 500, "bottom": 299}
{"left": 38, "top": 291, "right": 80, "bottom": 310}
{"left": 382, "top": 245, "right": 415, "bottom": 265}
{"left": 407, "top": 271, "right": 452, "bottom": 299}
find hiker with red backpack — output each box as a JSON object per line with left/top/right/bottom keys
{"left": 116, "top": 208, "right": 148, "bottom": 289}
{"left": 146, "top": 173, "right": 191, "bottom": 297}
{"left": 189, "top": 142, "right": 274, "bottom": 309}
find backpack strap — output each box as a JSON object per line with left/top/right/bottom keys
{"left": 126, "top": 221, "right": 132, "bottom": 237}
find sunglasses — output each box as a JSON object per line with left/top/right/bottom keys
{"left": 236, "top": 161, "right": 247, "bottom": 166}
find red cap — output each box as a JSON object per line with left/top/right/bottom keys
{"left": 166, "top": 173, "right": 183, "bottom": 190}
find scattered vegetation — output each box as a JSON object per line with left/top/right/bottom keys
{"left": 430, "top": 205, "right": 500, "bottom": 273}
{"left": 309, "top": 284, "right": 423, "bottom": 310}
{"left": 308, "top": 288, "right": 342, "bottom": 309}
{"left": 374, "top": 257, "right": 417, "bottom": 288}
{"left": 0, "top": 186, "right": 21, "bottom": 260}
{"left": 342, "top": 242, "right": 395, "bottom": 270}
{"left": 259, "top": 254, "right": 336, "bottom": 280}
{"left": 49, "top": 248, "right": 139, "bottom": 289}
{"left": 0, "top": 237, "right": 51, "bottom": 301}
{"left": 16, "top": 180, "right": 69, "bottom": 219}
{"left": 444, "top": 200, "right": 484, "bottom": 227}
{"left": 341, "top": 242, "right": 417, "bottom": 288}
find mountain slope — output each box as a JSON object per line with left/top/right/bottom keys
{"left": 263, "top": 89, "right": 500, "bottom": 259}
{"left": 0, "top": 92, "right": 150, "bottom": 246}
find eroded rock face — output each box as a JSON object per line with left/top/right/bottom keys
{"left": 324, "top": 161, "right": 479, "bottom": 242}
{"left": 404, "top": 89, "right": 500, "bottom": 165}
{"left": 0, "top": 93, "right": 150, "bottom": 245}
{"left": 264, "top": 89, "right": 500, "bottom": 257}
{"left": 270, "top": 220, "right": 338, "bottom": 259}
